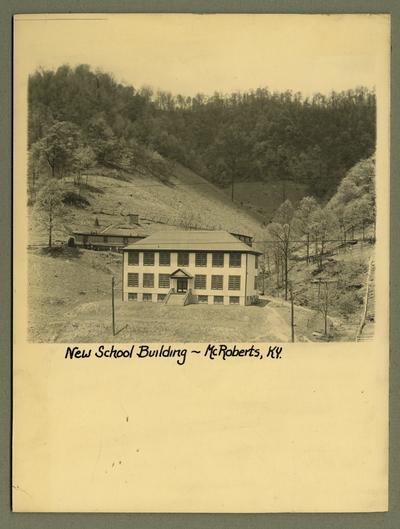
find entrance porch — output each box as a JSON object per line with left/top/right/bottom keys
{"left": 165, "top": 269, "right": 194, "bottom": 305}
{"left": 169, "top": 268, "right": 193, "bottom": 293}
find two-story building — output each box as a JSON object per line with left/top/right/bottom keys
{"left": 122, "top": 230, "right": 261, "bottom": 306}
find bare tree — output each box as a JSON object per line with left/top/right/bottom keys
{"left": 268, "top": 199, "right": 295, "bottom": 300}
{"left": 310, "top": 206, "right": 338, "bottom": 269}
{"left": 293, "top": 196, "right": 319, "bottom": 264}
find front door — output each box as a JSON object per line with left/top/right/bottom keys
{"left": 177, "top": 278, "right": 188, "bottom": 293}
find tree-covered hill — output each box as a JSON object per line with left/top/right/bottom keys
{"left": 327, "top": 155, "right": 375, "bottom": 240}
{"left": 28, "top": 64, "right": 376, "bottom": 201}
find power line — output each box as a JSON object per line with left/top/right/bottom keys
{"left": 29, "top": 236, "right": 372, "bottom": 251}
{"left": 76, "top": 173, "right": 357, "bottom": 189}
{"left": 120, "top": 238, "right": 370, "bottom": 245}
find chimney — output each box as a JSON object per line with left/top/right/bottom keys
{"left": 129, "top": 214, "right": 139, "bottom": 225}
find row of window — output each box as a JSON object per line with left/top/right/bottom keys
{"left": 127, "top": 251, "right": 244, "bottom": 267}
{"left": 127, "top": 273, "right": 243, "bottom": 290}
{"left": 199, "top": 295, "right": 239, "bottom": 304}
{"left": 127, "top": 293, "right": 241, "bottom": 304}
{"left": 128, "top": 293, "right": 166, "bottom": 302}
{"left": 82, "top": 235, "right": 131, "bottom": 245}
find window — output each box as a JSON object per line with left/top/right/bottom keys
{"left": 211, "top": 275, "right": 223, "bottom": 290}
{"left": 178, "top": 252, "right": 189, "bottom": 266}
{"left": 213, "top": 296, "right": 224, "bottom": 304}
{"left": 103, "top": 236, "right": 108, "bottom": 243}
{"left": 195, "top": 252, "right": 207, "bottom": 267}
{"left": 228, "top": 275, "right": 241, "bottom": 290}
{"left": 212, "top": 252, "right": 224, "bottom": 267}
{"left": 128, "top": 251, "right": 139, "bottom": 265}
{"left": 83, "top": 235, "right": 88, "bottom": 244}
{"left": 158, "top": 274, "right": 170, "bottom": 288}
{"left": 128, "top": 292, "right": 137, "bottom": 301}
{"left": 229, "top": 296, "right": 240, "bottom": 304}
{"left": 159, "top": 251, "right": 170, "bottom": 266}
{"left": 143, "top": 251, "right": 155, "bottom": 266}
{"left": 143, "top": 273, "right": 154, "bottom": 288}
{"left": 255, "top": 255, "right": 259, "bottom": 269}
{"left": 127, "top": 273, "right": 139, "bottom": 287}
{"left": 194, "top": 275, "right": 206, "bottom": 289}
{"left": 229, "top": 252, "right": 242, "bottom": 267}
{"left": 157, "top": 294, "right": 167, "bottom": 302}
{"left": 143, "top": 293, "right": 152, "bottom": 302}
{"left": 198, "top": 295, "right": 208, "bottom": 303}
{"left": 254, "top": 276, "right": 258, "bottom": 290}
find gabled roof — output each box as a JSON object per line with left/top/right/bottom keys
{"left": 100, "top": 224, "right": 141, "bottom": 236}
{"left": 170, "top": 268, "right": 193, "bottom": 279}
{"left": 73, "top": 230, "right": 147, "bottom": 237}
{"left": 73, "top": 223, "right": 147, "bottom": 238}
{"left": 123, "top": 230, "right": 261, "bottom": 254}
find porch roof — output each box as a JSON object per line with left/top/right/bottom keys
{"left": 170, "top": 268, "right": 193, "bottom": 279}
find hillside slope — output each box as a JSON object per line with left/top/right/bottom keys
{"left": 222, "top": 179, "right": 309, "bottom": 221}
{"left": 29, "top": 162, "right": 266, "bottom": 246}
{"left": 29, "top": 65, "right": 376, "bottom": 201}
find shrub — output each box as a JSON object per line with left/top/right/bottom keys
{"left": 336, "top": 291, "right": 363, "bottom": 318}
{"left": 62, "top": 191, "right": 90, "bottom": 208}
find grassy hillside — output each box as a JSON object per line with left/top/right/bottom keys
{"left": 27, "top": 147, "right": 376, "bottom": 343}
{"left": 28, "top": 247, "right": 316, "bottom": 343}
{"left": 29, "top": 162, "right": 266, "bottom": 246}
{"left": 222, "top": 180, "right": 309, "bottom": 221}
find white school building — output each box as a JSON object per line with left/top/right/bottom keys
{"left": 122, "top": 230, "right": 261, "bottom": 306}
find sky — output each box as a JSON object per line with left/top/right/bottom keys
{"left": 14, "top": 13, "right": 389, "bottom": 97}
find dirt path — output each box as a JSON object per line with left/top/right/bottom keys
{"left": 254, "top": 302, "right": 292, "bottom": 342}
{"left": 260, "top": 294, "right": 358, "bottom": 342}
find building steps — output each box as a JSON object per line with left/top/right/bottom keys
{"left": 166, "top": 293, "right": 187, "bottom": 306}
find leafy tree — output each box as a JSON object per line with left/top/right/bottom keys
{"left": 72, "top": 145, "right": 96, "bottom": 188}
{"left": 328, "top": 155, "right": 375, "bottom": 242}
{"left": 28, "top": 64, "right": 376, "bottom": 204}
{"left": 28, "top": 141, "right": 46, "bottom": 200}
{"left": 37, "top": 121, "right": 81, "bottom": 177}
{"left": 35, "top": 180, "right": 66, "bottom": 248}
{"left": 86, "top": 115, "right": 119, "bottom": 165}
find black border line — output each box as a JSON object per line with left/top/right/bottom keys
{"left": 2, "top": 2, "right": 399, "bottom": 529}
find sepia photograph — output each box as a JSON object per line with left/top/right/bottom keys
{"left": 12, "top": 13, "right": 390, "bottom": 513}
{"left": 23, "top": 14, "right": 379, "bottom": 343}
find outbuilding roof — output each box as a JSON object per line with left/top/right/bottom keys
{"left": 123, "top": 230, "right": 261, "bottom": 254}
{"left": 73, "top": 224, "right": 147, "bottom": 238}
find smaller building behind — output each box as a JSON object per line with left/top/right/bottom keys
{"left": 69, "top": 222, "right": 147, "bottom": 252}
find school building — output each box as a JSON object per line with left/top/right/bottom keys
{"left": 122, "top": 230, "right": 261, "bottom": 306}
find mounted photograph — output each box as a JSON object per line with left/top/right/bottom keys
{"left": 21, "top": 15, "right": 381, "bottom": 344}
{"left": 12, "top": 13, "right": 390, "bottom": 514}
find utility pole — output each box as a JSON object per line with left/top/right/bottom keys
{"left": 323, "top": 282, "right": 329, "bottom": 336}
{"left": 262, "top": 266, "right": 265, "bottom": 295}
{"left": 111, "top": 276, "right": 116, "bottom": 336}
{"left": 290, "top": 285, "right": 295, "bottom": 343}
